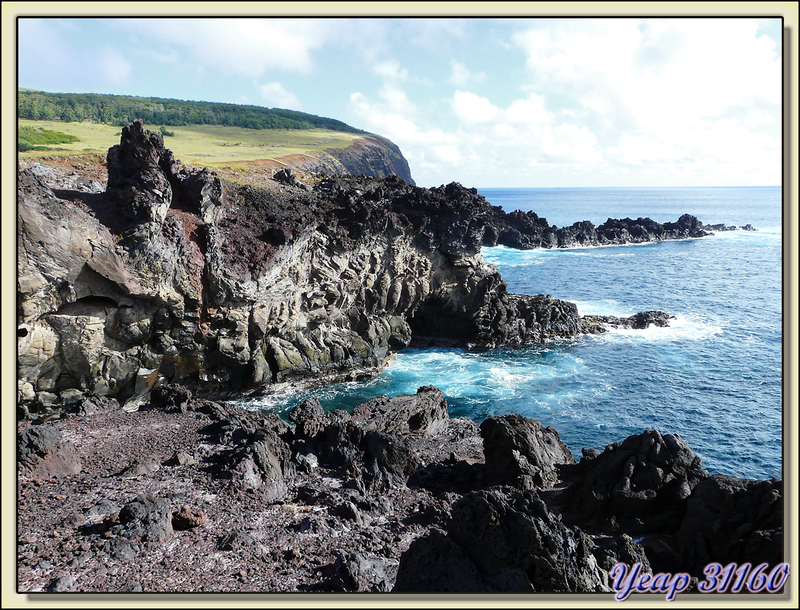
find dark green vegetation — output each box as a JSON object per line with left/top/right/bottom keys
{"left": 18, "top": 125, "right": 79, "bottom": 151}
{"left": 18, "top": 90, "right": 365, "bottom": 133}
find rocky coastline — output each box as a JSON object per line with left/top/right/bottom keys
{"left": 17, "top": 385, "right": 782, "bottom": 594}
{"left": 20, "top": 121, "right": 710, "bottom": 416}
{"left": 16, "top": 122, "right": 782, "bottom": 595}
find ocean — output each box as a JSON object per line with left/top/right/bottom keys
{"left": 238, "top": 187, "right": 783, "bottom": 482}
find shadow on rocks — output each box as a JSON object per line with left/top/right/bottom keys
{"left": 394, "top": 487, "right": 610, "bottom": 593}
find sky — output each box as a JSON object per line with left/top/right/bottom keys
{"left": 16, "top": 15, "right": 784, "bottom": 188}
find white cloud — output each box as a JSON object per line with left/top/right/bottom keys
{"left": 448, "top": 60, "right": 486, "bottom": 87}
{"left": 432, "top": 144, "right": 462, "bottom": 164}
{"left": 452, "top": 91, "right": 499, "bottom": 124}
{"left": 373, "top": 60, "right": 409, "bottom": 81}
{"left": 505, "top": 94, "right": 550, "bottom": 126}
{"left": 351, "top": 82, "right": 606, "bottom": 186}
{"left": 378, "top": 84, "right": 417, "bottom": 115}
{"left": 258, "top": 82, "right": 303, "bottom": 110}
{"left": 125, "top": 18, "right": 332, "bottom": 79}
{"left": 99, "top": 48, "right": 134, "bottom": 87}
{"left": 743, "top": 111, "right": 778, "bottom": 128}
{"left": 346, "top": 18, "right": 782, "bottom": 187}
{"left": 508, "top": 18, "right": 781, "bottom": 184}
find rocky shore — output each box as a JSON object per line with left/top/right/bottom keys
{"left": 19, "top": 121, "right": 709, "bottom": 417}
{"left": 17, "top": 385, "right": 782, "bottom": 594}
{"left": 16, "top": 122, "right": 781, "bottom": 595}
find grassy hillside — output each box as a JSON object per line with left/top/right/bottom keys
{"left": 17, "top": 119, "right": 362, "bottom": 166}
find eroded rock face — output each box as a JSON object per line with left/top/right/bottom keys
{"left": 18, "top": 122, "right": 688, "bottom": 414}
{"left": 289, "top": 134, "right": 415, "bottom": 185}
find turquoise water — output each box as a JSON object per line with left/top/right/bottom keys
{"left": 239, "top": 187, "right": 783, "bottom": 481}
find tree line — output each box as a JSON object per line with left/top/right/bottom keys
{"left": 18, "top": 90, "right": 365, "bottom": 133}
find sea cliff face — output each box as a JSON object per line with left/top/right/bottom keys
{"left": 19, "top": 121, "right": 693, "bottom": 414}
{"left": 297, "top": 134, "right": 415, "bottom": 185}
{"left": 227, "top": 133, "right": 416, "bottom": 186}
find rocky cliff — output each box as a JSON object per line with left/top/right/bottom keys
{"left": 19, "top": 121, "right": 697, "bottom": 415}
{"left": 16, "top": 122, "right": 782, "bottom": 595}
{"left": 298, "top": 134, "right": 415, "bottom": 185}
{"left": 229, "top": 134, "right": 416, "bottom": 185}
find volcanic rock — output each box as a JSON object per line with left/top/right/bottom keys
{"left": 18, "top": 125, "right": 695, "bottom": 413}
{"left": 480, "top": 414, "right": 577, "bottom": 489}
{"left": 561, "top": 430, "right": 709, "bottom": 534}
{"left": 394, "top": 488, "right": 610, "bottom": 592}
{"left": 115, "top": 493, "right": 174, "bottom": 544}
{"left": 325, "top": 549, "right": 397, "bottom": 592}
{"left": 677, "top": 475, "right": 783, "bottom": 574}
{"left": 18, "top": 424, "right": 81, "bottom": 477}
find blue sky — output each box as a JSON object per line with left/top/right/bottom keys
{"left": 17, "top": 15, "right": 784, "bottom": 188}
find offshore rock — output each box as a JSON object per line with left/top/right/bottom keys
{"left": 581, "top": 310, "right": 675, "bottom": 335}
{"left": 482, "top": 209, "right": 712, "bottom": 250}
{"left": 704, "top": 222, "right": 757, "bottom": 232}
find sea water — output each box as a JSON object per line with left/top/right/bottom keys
{"left": 239, "top": 187, "right": 783, "bottom": 481}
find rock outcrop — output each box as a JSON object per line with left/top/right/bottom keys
{"left": 560, "top": 430, "right": 710, "bottom": 534}
{"left": 286, "top": 385, "right": 451, "bottom": 493}
{"left": 480, "top": 414, "right": 576, "bottom": 489}
{"left": 17, "top": 121, "right": 695, "bottom": 415}
{"left": 393, "top": 488, "right": 610, "bottom": 592}
{"left": 482, "top": 208, "right": 713, "bottom": 250}
{"left": 289, "top": 134, "right": 415, "bottom": 185}
{"left": 18, "top": 424, "right": 82, "bottom": 477}
{"left": 17, "top": 384, "right": 783, "bottom": 593}
{"left": 677, "top": 475, "right": 783, "bottom": 573}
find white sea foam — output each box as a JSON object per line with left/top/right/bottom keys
{"left": 488, "top": 367, "right": 528, "bottom": 384}
{"left": 594, "top": 313, "right": 724, "bottom": 343}
{"left": 238, "top": 384, "right": 306, "bottom": 413}
{"left": 574, "top": 299, "right": 637, "bottom": 318}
